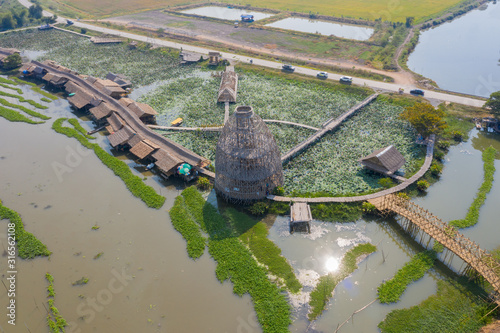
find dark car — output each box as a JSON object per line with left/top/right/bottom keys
{"left": 410, "top": 89, "right": 424, "bottom": 96}
{"left": 282, "top": 64, "right": 295, "bottom": 72}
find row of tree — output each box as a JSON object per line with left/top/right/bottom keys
{"left": 1, "top": 4, "right": 55, "bottom": 31}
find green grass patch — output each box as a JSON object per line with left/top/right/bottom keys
{"left": 0, "top": 105, "right": 43, "bottom": 124}
{"left": 378, "top": 279, "right": 494, "bottom": 333}
{"left": 32, "top": 86, "right": 59, "bottom": 100}
{"left": 41, "top": 97, "right": 52, "bottom": 103}
{"left": 377, "top": 250, "right": 436, "bottom": 304}
{"left": 310, "top": 202, "right": 363, "bottom": 222}
{"left": 449, "top": 147, "right": 497, "bottom": 228}
{"left": 0, "top": 200, "right": 51, "bottom": 259}
{"left": 0, "top": 83, "right": 23, "bottom": 94}
{"left": 0, "top": 98, "right": 50, "bottom": 120}
{"left": 308, "top": 243, "right": 376, "bottom": 321}
{"left": 72, "top": 277, "right": 89, "bottom": 286}
{"left": 169, "top": 195, "right": 206, "bottom": 259}
{"left": 0, "top": 90, "right": 48, "bottom": 109}
{"left": 0, "top": 77, "right": 17, "bottom": 85}
{"left": 52, "top": 118, "right": 166, "bottom": 209}
{"left": 68, "top": 118, "right": 95, "bottom": 139}
{"left": 12, "top": 77, "right": 37, "bottom": 87}
{"left": 224, "top": 207, "right": 302, "bottom": 293}
{"left": 45, "top": 273, "right": 68, "bottom": 333}
{"left": 179, "top": 187, "right": 292, "bottom": 332}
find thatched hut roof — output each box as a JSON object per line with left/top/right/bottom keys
{"left": 108, "top": 126, "right": 135, "bottom": 147}
{"left": 107, "top": 112, "right": 126, "bottom": 132}
{"left": 43, "top": 60, "right": 78, "bottom": 75}
{"left": 42, "top": 73, "right": 68, "bottom": 86}
{"left": 127, "top": 133, "right": 145, "bottom": 147}
{"left": 106, "top": 72, "right": 131, "bottom": 88}
{"left": 152, "top": 149, "right": 183, "bottom": 176}
{"left": 217, "top": 66, "right": 238, "bottom": 103}
{"left": 89, "top": 101, "right": 116, "bottom": 120}
{"left": 358, "top": 145, "right": 405, "bottom": 175}
{"left": 67, "top": 85, "right": 95, "bottom": 109}
{"left": 121, "top": 99, "right": 158, "bottom": 119}
{"left": 215, "top": 106, "right": 283, "bottom": 202}
{"left": 129, "top": 140, "right": 158, "bottom": 159}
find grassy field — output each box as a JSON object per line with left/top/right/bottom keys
{"left": 37, "top": 0, "right": 465, "bottom": 22}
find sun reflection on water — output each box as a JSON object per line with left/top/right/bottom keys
{"left": 325, "top": 257, "right": 340, "bottom": 272}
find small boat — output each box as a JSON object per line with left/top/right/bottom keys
{"left": 146, "top": 163, "right": 155, "bottom": 170}
{"left": 68, "top": 92, "right": 75, "bottom": 96}
{"left": 171, "top": 117, "right": 183, "bottom": 127}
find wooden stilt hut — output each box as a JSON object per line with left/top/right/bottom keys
{"left": 214, "top": 106, "right": 283, "bottom": 203}
{"left": 358, "top": 145, "right": 405, "bottom": 176}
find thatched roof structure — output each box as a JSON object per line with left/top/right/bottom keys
{"left": 66, "top": 81, "right": 95, "bottom": 109}
{"left": 127, "top": 133, "right": 145, "bottom": 147}
{"left": 42, "top": 73, "right": 68, "bottom": 87}
{"left": 119, "top": 98, "right": 157, "bottom": 122}
{"left": 43, "top": 60, "right": 78, "bottom": 75}
{"left": 152, "top": 149, "right": 183, "bottom": 176}
{"left": 358, "top": 145, "right": 405, "bottom": 175}
{"left": 106, "top": 72, "right": 131, "bottom": 88}
{"left": 130, "top": 140, "right": 158, "bottom": 160}
{"left": 89, "top": 101, "right": 116, "bottom": 120}
{"left": 106, "top": 112, "right": 126, "bottom": 132}
{"left": 217, "top": 66, "right": 238, "bottom": 103}
{"left": 108, "top": 126, "right": 135, "bottom": 147}
{"left": 215, "top": 106, "right": 283, "bottom": 203}
{"left": 92, "top": 78, "right": 127, "bottom": 98}
{"left": 180, "top": 51, "right": 204, "bottom": 64}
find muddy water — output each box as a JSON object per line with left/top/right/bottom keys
{"left": 0, "top": 84, "right": 255, "bottom": 332}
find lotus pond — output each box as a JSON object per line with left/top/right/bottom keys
{"left": 0, "top": 29, "right": 423, "bottom": 196}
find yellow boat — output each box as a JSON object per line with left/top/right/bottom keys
{"left": 171, "top": 117, "right": 183, "bottom": 127}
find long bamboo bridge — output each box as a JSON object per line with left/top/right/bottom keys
{"left": 281, "top": 93, "right": 379, "bottom": 164}
{"left": 369, "top": 193, "right": 500, "bottom": 305}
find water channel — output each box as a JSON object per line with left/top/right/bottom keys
{"left": 180, "top": 6, "right": 273, "bottom": 21}
{"left": 266, "top": 18, "right": 374, "bottom": 41}
{"left": 0, "top": 79, "right": 499, "bottom": 332}
{"left": 407, "top": 2, "right": 500, "bottom": 97}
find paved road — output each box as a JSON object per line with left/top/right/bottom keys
{"left": 15, "top": 0, "right": 486, "bottom": 108}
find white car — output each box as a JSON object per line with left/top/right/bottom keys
{"left": 339, "top": 76, "right": 353, "bottom": 83}
{"left": 317, "top": 71, "right": 328, "bottom": 79}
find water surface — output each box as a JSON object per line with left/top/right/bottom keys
{"left": 266, "top": 17, "right": 374, "bottom": 41}
{"left": 181, "top": 6, "right": 273, "bottom": 21}
{"left": 407, "top": 3, "right": 500, "bottom": 97}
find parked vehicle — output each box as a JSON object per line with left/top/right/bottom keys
{"left": 317, "top": 71, "right": 328, "bottom": 79}
{"left": 282, "top": 64, "right": 295, "bottom": 72}
{"left": 339, "top": 76, "right": 352, "bottom": 84}
{"left": 410, "top": 89, "right": 424, "bottom": 96}
{"left": 67, "top": 20, "right": 74, "bottom": 25}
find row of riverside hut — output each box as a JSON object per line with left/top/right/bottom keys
{"left": 21, "top": 60, "right": 208, "bottom": 181}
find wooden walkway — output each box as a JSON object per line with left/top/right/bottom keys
{"left": 263, "top": 119, "right": 319, "bottom": 131}
{"left": 281, "top": 93, "right": 379, "bottom": 164}
{"left": 32, "top": 61, "right": 214, "bottom": 178}
{"left": 268, "top": 134, "right": 435, "bottom": 203}
{"left": 148, "top": 125, "right": 223, "bottom": 132}
{"left": 369, "top": 194, "right": 500, "bottom": 305}
{"left": 224, "top": 101, "right": 229, "bottom": 124}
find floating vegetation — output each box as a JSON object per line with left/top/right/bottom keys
{"left": 68, "top": 118, "right": 95, "bottom": 139}
{"left": 46, "top": 273, "right": 68, "bottom": 333}
{"left": 0, "top": 77, "right": 17, "bottom": 85}
{"left": 0, "top": 83, "right": 23, "bottom": 94}
{"left": 308, "top": 243, "right": 376, "bottom": 321}
{"left": 93, "top": 252, "right": 104, "bottom": 260}
{"left": 178, "top": 187, "right": 291, "bottom": 332}
{"left": 169, "top": 195, "right": 206, "bottom": 259}
{"left": 0, "top": 98, "right": 50, "bottom": 120}
{"left": 377, "top": 250, "right": 436, "bottom": 304}
{"left": 72, "top": 277, "right": 89, "bottom": 286}
{"left": 41, "top": 97, "right": 52, "bottom": 103}
{"left": 91, "top": 224, "right": 100, "bottom": 230}
{"left": 378, "top": 280, "right": 493, "bottom": 333}
{"left": 52, "top": 118, "right": 165, "bottom": 209}
{"left": 0, "top": 200, "right": 51, "bottom": 259}
{"left": 0, "top": 105, "right": 43, "bottom": 124}
{"left": 0, "top": 89, "right": 48, "bottom": 109}
{"left": 449, "top": 147, "right": 497, "bottom": 228}
{"left": 224, "top": 207, "right": 301, "bottom": 293}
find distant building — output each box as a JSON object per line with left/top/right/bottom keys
{"left": 241, "top": 14, "right": 254, "bottom": 22}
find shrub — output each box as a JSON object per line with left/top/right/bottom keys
{"left": 437, "top": 140, "right": 450, "bottom": 150}
{"left": 379, "top": 177, "right": 394, "bottom": 189}
{"left": 397, "top": 192, "right": 410, "bottom": 200}
{"left": 416, "top": 180, "right": 429, "bottom": 191}
{"left": 430, "top": 163, "right": 442, "bottom": 176}
{"left": 451, "top": 130, "right": 464, "bottom": 142}
{"left": 197, "top": 177, "right": 211, "bottom": 190}
{"left": 248, "top": 201, "right": 269, "bottom": 216}
{"left": 433, "top": 150, "right": 445, "bottom": 162}
{"left": 362, "top": 202, "right": 377, "bottom": 214}
{"left": 80, "top": 28, "right": 87, "bottom": 34}
{"left": 272, "top": 186, "right": 285, "bottom": 196}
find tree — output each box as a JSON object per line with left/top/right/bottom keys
{"left": 400, "top": 102, "right": 447, "bottom": 137}
{"left": 485, "top": 91, "right": 500, "bottom": 117}
{"left": 28, "top": 4, "right": 43, "bottom": 19}
{"left": 405, "top": 17, "right": 414, "bottom": 28}
{"left": 2, "top": 53, "right": 22, "bottom": 70}
{"left": 1, "top": 13, "right": 16, "bottom": 30}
